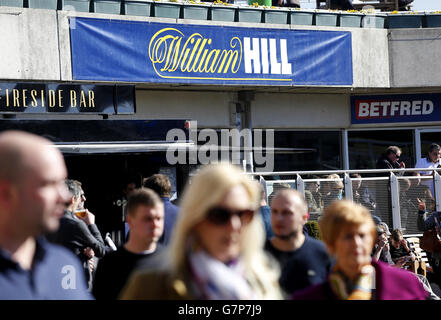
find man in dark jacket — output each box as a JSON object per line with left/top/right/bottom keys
{"left": 47, "top": 179, "right": 106, "bottom": 290}
{"left": 374, "top": 146, "right": 405, "bottom": 216}
{"left": 143, "top": 174, "right": 179, "bottom": 246}
{"left": 93, "top": 188, "right": 164, "bottom": 300}
{"left": 376, "top": 145, "right": 405, "bottom": 174}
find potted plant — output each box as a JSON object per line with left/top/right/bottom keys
{"left": 152, "top": 0, "right": 182, "bottom": 19}
{"left": 182, "top": 0, "right": 210, "bottom": 20}
{"left": 425, "top": 11, "right": 441, "bottom": 28}
{"left": 28, "top": 0, "right": 58, "bottom": 9}
{"left": 237, "top": 2, "right": 263, "bottom": 23}
{"left": 290, "top": 8, "right": 314, "bottom": 26}
{"left": 387, "top": 10, "right": 424, "bottom": 29}
{"left": 361, "top": 9, "right": 386, "bottom": 29}
{"left": 125, "top": 0, "right": 153, "bottom": 16}
{"left": 61, "top": 0, "right": 91, "bottom": 12}
{"left": 93, "top": 0, "right": 122, "bottom": 14}
{"left": 314, "top": 9, "right": 338, "bottom": 27}
{"left": 339, "top": 9, "right": 363, "bottom": 28}
{"left": 264, "top": 6, "right": 289, "bottom": 24}
{"left": 1, "top": 0, "right": 23, "bottom": 7}
{"left": 210, "top": 0, "right": 236, "bottom": 22}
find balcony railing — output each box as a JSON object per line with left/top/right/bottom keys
{"left": 245, "top": 167, "right": 441, "bottom": 235}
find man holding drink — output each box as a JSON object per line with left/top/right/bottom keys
{"left": 47, "top": 179, "right": 106, "bottom": 291}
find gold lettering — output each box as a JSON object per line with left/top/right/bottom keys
{"left": 165, "top": 37, "right": 182, "bottom": 72}
{"left": 204, "top": 49, "right": 220, "bottom": 73}
{"left": 48, "top": 90, "right": 56, "bottom": 108}
{"left": 70, "top": 90, "right": 77, "bottom": 107}
{"left": 13, "top": 89, "right": 20, "bottom": 107}
{"left": 196, "top": 39, "right": 212, "bottom": 73}
{"left": 88, "top": 91, "right": 95, "bottom": 108}
{"left": 5, "top": 89, "right": 9, "bottom": 107}
{"left": 58, "top": 90, "right": 63, "bottom": 108}
{"left": 148, "top": 28, "right": 243, "bottom": 78}
{"left": 190, "top": 38, "right": 208, "bottom": 72}
{"left": 80, "top": 91, "right": 86, "bottom": 108}
{"left": 216, "top": 50, "right": 238, "bottom": 74}
{"left": 22, "top": 89, "right": 28, "bottom": 107}
{"left": 41, "top": 90, "right": 45, "bottom": 107}
{"left": 31, "top": 90, "right": 38, "bottom": 107}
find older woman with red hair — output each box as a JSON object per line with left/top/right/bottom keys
{"left": 293, "top": 200, "right": 427, "bottom": 300}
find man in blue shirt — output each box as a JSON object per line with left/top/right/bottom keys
{"left": 143, "top": 174, "right": 179, "bottom": 245}
{"left": 0, "top": 130, "right": 92, "bottom": 299}
{"left": 265, "top": 189, "right": 331, "bottom": 297}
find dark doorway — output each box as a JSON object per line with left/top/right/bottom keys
{"left": 64, "top": 152, "right": 188, "bottom": 242}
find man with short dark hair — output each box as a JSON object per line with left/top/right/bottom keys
{"left": 0, "top": 131, "right": 92, "bottom": 299}
{"left": 92, "top": 188, "right": 164, "bottom": 300}
{"left": 265, "top": 189, "right": 331, "bottom": 297}
{"left": 143, "top": 174, "right": 179, "bottom": 245}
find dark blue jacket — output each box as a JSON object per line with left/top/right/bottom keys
{"left": 159, "top": 197, "right": 179, "bottom": 246}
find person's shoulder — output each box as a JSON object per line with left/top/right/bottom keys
{"left": 375, "top": 260, "right": 421, "bottom": 284}
{"left": 264, "top": 238, "right": 274, "bottom": 250}
{"left": 374, "top": 261, "right": 427, "bottom": 299}
{"left": 260, "top": 205, "right": 271, "bottom": 215}
{"left": 119, "top": 268, "right": 178, "bottom": 299}
{"left": 164, "top": 199, "right": 179, "bottom": 214}
{"left": 43, "top": 240, "right": 79, "bottom": 261}
{"left": 304, "top": 235, "right": 324, "bottom": 245}
{"left": 100, "top": 247, "right": 128, "bottom": 262}
{"left": 291, "top": 281, "right": 330, "bottom": 300}
{"left": 303, "top": 236, "right": 329, "bottom": 258}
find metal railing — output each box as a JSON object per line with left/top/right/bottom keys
{"left": 246, "top": 167, "right": 441, "bottom": 235}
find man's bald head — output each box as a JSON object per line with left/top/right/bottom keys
{"left": 0, "top": 131, "right": 59, "bottom": 184}
{"left": 0, "top": 130, "right": 70, "bottom": 237}
{"left": 270, "top": 189, "right": 308, "bottom": 239}
{"left": 273, "top": 189, "right": 308, "bottom": 214}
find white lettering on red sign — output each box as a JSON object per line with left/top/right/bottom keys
{"left": 356, "top": 100, "right": 434, "bottom": 119}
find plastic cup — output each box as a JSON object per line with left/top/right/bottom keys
{"left": 75, "top": 209, "right": 87, "bottom": 218}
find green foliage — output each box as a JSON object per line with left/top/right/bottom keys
{"left": 305, "top": 220, "right": 322, "bottom": 240}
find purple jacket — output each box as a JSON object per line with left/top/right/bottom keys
{"left": 292, "top": 260, "right": 427, "bottom": 300}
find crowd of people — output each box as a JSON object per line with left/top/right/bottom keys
{"left": 1, "top": 130, "right": 441, "bottom": 300}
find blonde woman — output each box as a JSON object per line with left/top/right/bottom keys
{"left": 120, "top": 163, "right": 282, "bottom": 300}
{"left": 293, "top": 201, "right": 427, "bottom": 300}
{"left": 322, "top": 174, "right": 344, "bottom": 209}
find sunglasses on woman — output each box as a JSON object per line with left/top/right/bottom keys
{"left": 206, "top": 207, "right": 255, "bottom": 225}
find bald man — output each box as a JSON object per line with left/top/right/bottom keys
{"left": 265, "top": 189, "right": 332, "bottom": 297}
{"left": 0, "top": 130, "right": 92, "bottom": 299}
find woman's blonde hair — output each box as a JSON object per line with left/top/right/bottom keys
{"left": 326, "top": 173, "right": 344, "bottom": 189}
{"left": 319, "top": 200, "right": 376, "bottom": 248}
{"left": 168, "top": 163, "right": 281, "bottom": 299}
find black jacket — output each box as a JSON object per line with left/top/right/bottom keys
{"left": 47, "top": 210, "right": 106, "bottom": 261}
{"left": 376, "top": 154, "right": 403, "bottom": 177}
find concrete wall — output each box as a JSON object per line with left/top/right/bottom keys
{"left": 251, "top": 92, "right": 349, "bottom": 128}
{"left": 352, "top": 27, "right": 389, "bottom": 88}
{"left": 0, "top": 7, "right": 60, "bottom": 80}
{"left": 389, "top": 28, "right": 441, "bottom": 87}
{"left": 119, "top": 90, "right": 233, "bottom": 128}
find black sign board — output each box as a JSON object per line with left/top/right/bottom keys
{"left": 0, "top": 83, "right": 135, "bottom": 114}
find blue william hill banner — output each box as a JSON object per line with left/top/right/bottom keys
{"left": 351, "top": 93, "right": 441, "bottom": 124}
{"left": 70, "top": 17, "right": 353, "bottom": 86}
